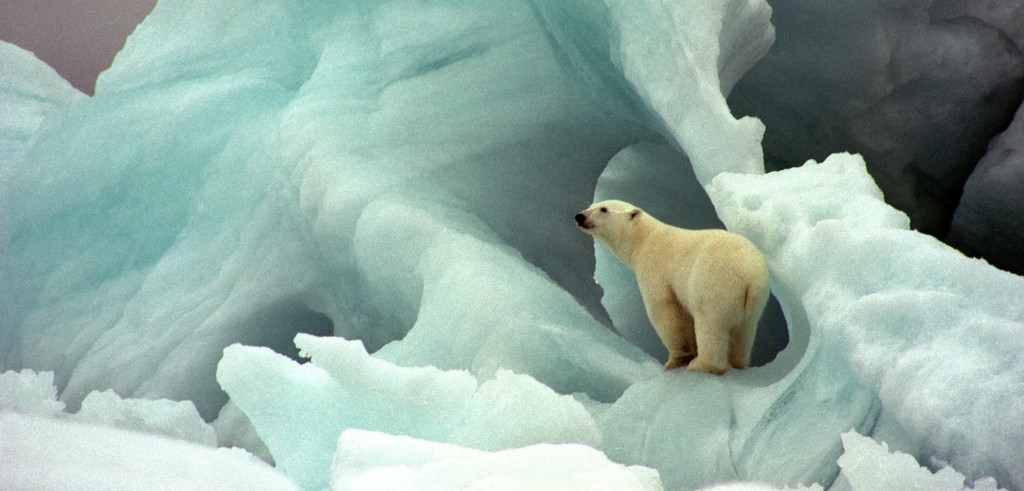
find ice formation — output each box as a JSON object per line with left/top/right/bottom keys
{"left": 729, "top": 0, "right": 1024, "bottom": 241}
{"left": 834, "top": 431, "right": 1003, "bottom": 491}
{"left": 0, "top": 43, "right": 86, "bottom": 162}
{"left": 330, "top": 429, "right": 663, "bottom": 490}
{"left": 949, "top": 101, "right": 1024, "bottom": 274}
{"left": 73, "top": 388, "right": 217, "bottom": 447}
{"left": 0, "top": 368, "right": 292, "bottom": 489}
{"left": 218, "top": 334, "right": 610, "bottom": 489}
{"left": 0, "top": 411, "right": 298, "bottom": 490}
{"left": 1, "top": 368, "right": 216, "bottom": 448}
{"left": 0, "top": 369, "right": 65, "bottom": 417}
{"left": 2, "top": 0, "right": 1022, "bottom": 489}
{"left": 708, "top": 153, "right": 1024, "bottom": 489}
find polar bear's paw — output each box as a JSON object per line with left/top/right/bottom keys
{"left": 663, "top": 358, "right": 684, "bottom": 371}
{"left": 663, "top": 352, "right": 696, "bottom": 371}
{"left": 686, "top": 356, "right": 727, "bottom": 375}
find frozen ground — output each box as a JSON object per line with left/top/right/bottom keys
{"left": 1, "top": 0, "right": 1022, "bottom": 489}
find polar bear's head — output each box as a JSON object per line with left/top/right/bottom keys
{"left": 574, "top": 199, "right": 643, "bottom": 243}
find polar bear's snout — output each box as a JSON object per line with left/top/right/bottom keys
{"left": 575, "top": 212, "right": 596, "bottom": 230}
{"left": 574, "top": 213, "right": 588, "bottom": 227}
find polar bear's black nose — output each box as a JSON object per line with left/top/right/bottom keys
{"left": 575, "top": 213, "right": 586, "bottom": 225}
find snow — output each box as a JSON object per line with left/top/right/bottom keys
{"left": 218, "top": 334, "right": 605, "bottom": 490}
{"left": 330, "top": 429, "right": 662, "bottom": 491}
{"left": 0, "top": 369, "right": 65, "bottom": 417}
{"left": 708, "top": 153, "right": 1024, "bottom": 488}
{"left": 0, "top": 411, "right": 298, "bottom": 490}
{"left": 1, "top": 368, "right": 218, "bottom": 449}
{"left": 74, "top": 388, "right": 217, "bottom": 447}
{"left": 2, "top": 0, "right": 1023, "bottom": 490}
{"left": 834, "top": 431, "right": 1004, "bottom": 491}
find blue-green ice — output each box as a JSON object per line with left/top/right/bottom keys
{"left": 2, "top": 1, "right": 1022, "bottom": 490}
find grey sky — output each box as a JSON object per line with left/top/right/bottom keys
{"left": 0, "top": 0, "right": 156, "bottom": 95}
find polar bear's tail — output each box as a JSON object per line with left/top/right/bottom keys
{"left": 742, "top": 273, "right": 770, "bottom": 318}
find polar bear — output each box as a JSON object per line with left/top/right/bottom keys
{"left": 575, "top": 199, "right": 769, "bottom": 374}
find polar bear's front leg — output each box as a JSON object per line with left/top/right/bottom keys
{"left": 642, "top": 294, "right": 697, "bottom": 370}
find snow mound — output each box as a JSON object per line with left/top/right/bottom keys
{"left": 0, "top": 411, "right": 297, "bottom": 490}
{"left": 330, "top": 429, "right": 662, "bottom": 491}
{"left": 835, "top": 431, "right": 1005, "bottom": 491}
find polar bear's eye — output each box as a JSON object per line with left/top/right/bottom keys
{"left": 600, "top": 207, "right": 608, "bottom": 213}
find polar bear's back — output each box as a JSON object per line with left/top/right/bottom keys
{"left": 648, "top": 226, "right": 769, "bottom": 320}
{"left": 691, "top": 229, "right": 767, "bottom": 282}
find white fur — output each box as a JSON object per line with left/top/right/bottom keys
{"left": 576, "top": 200, "right": 770, "bottom": 374}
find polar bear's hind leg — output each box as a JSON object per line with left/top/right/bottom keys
{"left": 729, "top": 320, "right": 756, "bottom": 370}
{"left": 687, "top": 311, "right": 730, "bottom": 375}
{"left": 730, "top": 282, "right": 768, "bottom": 369}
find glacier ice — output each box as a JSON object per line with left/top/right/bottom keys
{"left": 0, "top": 43, "right": 86, "bottom": 163}
{"left": 708, "top": 153, "right": 1024, "bottom": 489}
{"left": 218, "top": 334, "right": 608, "bottom": 490}
{"left": 728, "top": 0, "right": 1024, "bottom": 240}
{"left": 351, "top": 199, "right": 659, "bottom": 399}
{"left": 1, "top": 0, "right": 666, "bottom": 419}
{"left": 949, "top": 100, "right": 1024, "bottom": 275}
{"left": 2, "top": 0, "right": 1023, "bottom": 490}
{"left": 834, "top": 430, "right": 1004, "bottom": 491}
{"left": 210, "top": 400, "right": 274, "bottom": 464}
{"left": 0, "top": 368, "right": 286, "bottom": 488}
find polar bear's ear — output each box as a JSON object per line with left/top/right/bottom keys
{"left": 630, "top": 209, "right": 642, "bottom": 220}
